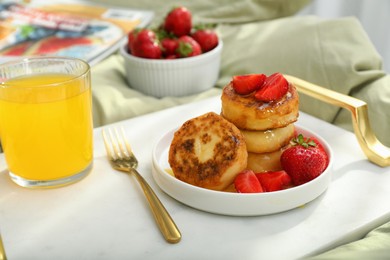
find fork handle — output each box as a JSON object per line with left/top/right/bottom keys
{"left": 130, "top": 168, "right": 182, "bottom": 243}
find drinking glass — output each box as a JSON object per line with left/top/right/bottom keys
{"left": 0, "top": 57, "right": 93, "bottom": 188}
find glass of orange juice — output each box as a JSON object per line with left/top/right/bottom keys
{"left": 0, "top": 57, "right": 93, "bottom": 188}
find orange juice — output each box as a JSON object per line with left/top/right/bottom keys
{"left": 0, "top": 73, "right": 93, "bottom": 182}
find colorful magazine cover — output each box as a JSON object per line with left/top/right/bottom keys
{"left": 0, "top": 1, "right": 153, "bottom": 65}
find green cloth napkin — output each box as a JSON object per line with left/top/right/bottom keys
{"left": 308, "top": 221, "right": 390, "bottom": 259}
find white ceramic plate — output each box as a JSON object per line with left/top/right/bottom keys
{"left": 152, "top": 125, "right": 333, "bottom": 216}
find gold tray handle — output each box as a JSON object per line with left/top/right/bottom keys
{"left": 285, "top": 74, "right": 390, "bottom": 167}
{"left": 0, "top": 232, "right": 6, "bottom": 260}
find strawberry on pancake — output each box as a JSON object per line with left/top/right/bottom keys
{"left": 221, "top": 73, "right": 299, "bottom": 131}
{"left": 221, "top": 73, "right": 299, "bottom": 173}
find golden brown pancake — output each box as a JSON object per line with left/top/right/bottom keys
{"left": 246, "top": 145, "right": 290, "bottom": 173}
{"left": 221, "top": 82, "right": 299, "bottom": 130}
{"left": 169, "top": 112, "right": 247, "bottom": 191}
{"left": 240, "top": 123, "right": 295, "bottom": 153}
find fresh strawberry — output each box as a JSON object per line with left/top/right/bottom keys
{"left": 133, "top": 42, "right": 162, "bottom": 59}
{"left": 176, "top": 35, "right": 202, "bottom": 57}
{"left": 191, "top": 28, "right": 219, "bottom": 52}
{"left": 255, "top": 171, "right": 292, "bottom": 192}
{"left": 234, "top": 170, "right": 264, "bottom": 193}
{"left": 165, "top": 54, "right": 178, "bottom": 59}
{"left": 254, "top": 72, "right": 288, "bottom": 102}
{"left": 127, "top": 28, "right": 140, "bottom": 53}
{"left": 280, "top": 134, "right": 329, "bottom": 186}
{"left": 130, "top": 29, "right": 162, "bottom": 59}
{"left": 134, "top": 29, "right": 156, "bottom": 43}
{"left": 307, "top": 136, "right": 330, "bottom": 166}
{"left": 231, "top": 74, "right": 266, "bottom": 95}
{"left": 161, "top": 37, "right": 179, "bottom": 57}
{"left": 163, "top": 6, "right": 192, "bottom": 37}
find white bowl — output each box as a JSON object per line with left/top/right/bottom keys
{"left": 152, "top": 125, "right": 333, "bottom": 216}
{"left": 120, "top": 40, "right": 223, "bottom": 98}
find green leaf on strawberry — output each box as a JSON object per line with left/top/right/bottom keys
{"left": 176, "top": 35, "right": 201, "bottom": 57}
{"left": 290, "top": 134, "right": 316, "bottom": 148}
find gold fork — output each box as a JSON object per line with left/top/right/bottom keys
{"left": 102, "top": 127, "right": 181, "bottom": 244}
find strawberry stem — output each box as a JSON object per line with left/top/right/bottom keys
{"left": 193, "top": 23, "right": 217, "bottom": 30}
{"left": 290, "top": 134, "right": 316, "bottom": 148}
{"left": 177, "top": 41, "right": 192, "bottom": 57}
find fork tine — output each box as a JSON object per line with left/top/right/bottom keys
{"left": 119, "top": 127, "right": 135, "bottom": 159}
{"left": 102, "top": 129, "right": 115, "bottom": 159}
{"left": 103, "top": 128, "right": 122, "bottom": 160}
{"left": 109, "top": 128, "right": 123, "bottom": 160}
{"left": 113, "top": 127, "right": 129, "bottom": 158}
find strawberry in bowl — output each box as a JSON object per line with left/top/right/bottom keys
{"left": 191, "top": 25, "right": 219, "bottom": 53}
{"left": 120, "top": 6, "right": 223, "bottom": 97}
{"left": 126, "top": 6, "right": 219, "bottom": 60}
{"left": 163, "top": 6, "right": 192, "bottom": 37}
{"left": 128, "top": 29, "right": 162, "bottom": 59}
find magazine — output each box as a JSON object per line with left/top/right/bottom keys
{"left": 0, "top": 1, "right": 154, "bottom": 65}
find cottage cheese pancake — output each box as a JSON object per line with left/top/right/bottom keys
{"left": 240, "top": 123, "right": 295, "bottom": 153}
{"left": 221, "top": 82, "right": 299, "bottom": 130}
{"left": 169, "top": 112, "right": 247, "bottom": 191}
{"left": 247, "top": 147, "right": 288, "bottom": 173}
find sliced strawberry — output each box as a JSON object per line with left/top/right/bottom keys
{"left": 255, "top": 171, "right": 292, "bottom": 192}
{"left": 234, "top": 170, "right": 264, "bottom": 193}
{"left": 254, "top": 72, "right": 288, "bottom": 102}
{"left": 163, "top": 6, "right": 192, "bottom": 37}
{"left": 231, "top": 74, "right": 266, "bottom": 95}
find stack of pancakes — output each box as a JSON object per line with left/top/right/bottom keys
{"left": 221, "top": 82, "right": 299, "bottom": 172}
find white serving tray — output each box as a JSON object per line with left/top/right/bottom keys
{"left": 1, "top": 96, "right": 390, "bottom": 260}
